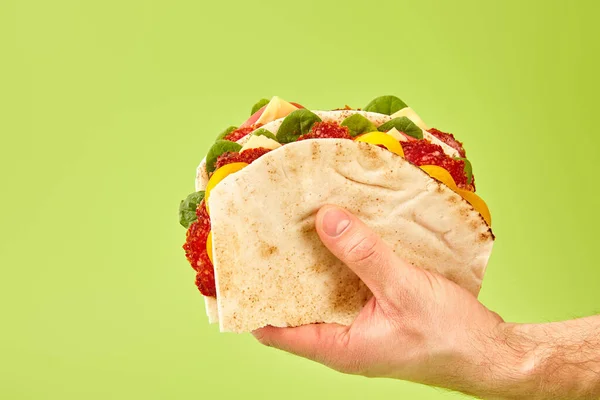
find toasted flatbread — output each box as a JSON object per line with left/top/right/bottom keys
{"left": 209, "top": 139, "right": 493, "bottom": 332}
{"left": 195, "top": 110, "right": 466, "bottom": 324}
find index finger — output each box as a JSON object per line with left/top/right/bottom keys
{"left": 252, "top": 323, "right": 352, "bottom": 366}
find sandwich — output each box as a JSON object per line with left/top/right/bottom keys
{"left": 178, "top": 95, "right": 494, "bottom": 333}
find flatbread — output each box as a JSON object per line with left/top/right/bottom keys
{"left": 196, "top": 111, "right": 397, "bottom": 322}
{"left": 208, "top": 139, "right": 494, "bottom": 333}
{"left": 196, "top": 110, "right": 484, "bottom": 327}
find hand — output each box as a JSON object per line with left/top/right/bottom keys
{"left": 253, "top": 205, "right": 507, "bottom": 394}
{"left": 253, "top": 205, "right": 600, "bottom": 399}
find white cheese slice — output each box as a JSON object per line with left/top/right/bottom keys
{"left": 390, "top": 107, "right": 429, "bottom": 131}
{"left": 385, "top": 127, "right": 408, "bottom": 142}
{"left": 255, "top": 96, "right": 298, "bottom": 125}
{"left": 421, "top": 131, "right": 459, "bottom": 158}
{"left": 390, "top": 107, "right": 459, "bottom": 157}
{"left": 240, "top": 134, "right": 282, "bottom": 152}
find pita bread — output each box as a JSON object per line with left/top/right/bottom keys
{"left": 208, "top": 139, "right": 493, "bottom": 333}
{"left": 195, "top": 111, "right": 394, "bottom": 321}
{"left": 196, "top": 110, "right": 490, "bottom": 328}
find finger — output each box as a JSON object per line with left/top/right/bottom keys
{"left": 315, "top": 205, "right": 415, "bottom": 299}
{"left": 252, "top": 323, "right": 353, "bottom": 367}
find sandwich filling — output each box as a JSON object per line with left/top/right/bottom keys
{"left": 180, "top": 96, "right": 489, "bottom": 298}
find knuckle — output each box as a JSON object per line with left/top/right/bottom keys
{"left": 328, "top": 330, "right": 368, "bottom": 375}
{"left": 343, "top": 232, "right": 380, "bottom": 266}
{"left": 332, "top": 327, "right": 352, "bottom": 350}
{"left": 333, "top": 355, "right": 368, "bottom": 375}
{"left": 252, "top": 330, "right": 272, "bottom": 347}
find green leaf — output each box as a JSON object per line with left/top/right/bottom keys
{"left": 454, "top": 157, "right": 473, "bottom": 185}
{"left": 378, "top": 117, "right": 423, "bottom": 139}
{"left": 251, "top": 98, "right": 270, "bottom": 115}
{"left": 216, "top": 126, "right": 238, "bottom": 140}
{"left": 276, "top": 109, "right": 322, "bottom": 143}
{"left": 179, "top": 191, "right": 205, "bottom": 228}
{"left": 340, "top": 114, "right": 378, "bottom": 137}
{"left": 363, "top": 95, "right": 407, "bottom": 115}
{"left": 252, "top": 128, "right": 278, "bottom": 141}
{"left": 205, "top": 140, "right": 242, "bottom": 174}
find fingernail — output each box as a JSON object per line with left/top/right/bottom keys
{"left": 322, "top": 207, "right": 351, "bottom": 237}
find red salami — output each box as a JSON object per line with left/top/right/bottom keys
{"left": 182, "top": 201, "right": 215, "bottom": 297}
{"left": 214, "top": 147, "right": 272, "bottom": 171}
{"left": 429, "top": 128, "right": 466, "bottom": 158}
{"left": 297, "top": 121, "right": 352, "bottom": 141}
{"left": 185, "top": 118, "right": 477, "bottom": 299}
{"left": 401, "top": 140, "right": 473, "bottom": 191}
{"left": 224, "top": 124, "right": 263, "bottom": 142}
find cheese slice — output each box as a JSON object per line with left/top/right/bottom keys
{"left": 240, "top": 134, "right": 282, "bottom": 151}
{"left": 255, "top": 96, "right": 298, "bottom": 125}
{"left": 385, "top": 127, "right": 408, "bottom": 142}
{"left": 391, "top": 107, "right": 459, "bottom": 158}
{"left": 390, "top": 107, "right": 429, "bottom": 131}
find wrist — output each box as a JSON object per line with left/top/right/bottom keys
{"left": 449, "top": 322, "right": 542, "bottom": 399}
{"left": 486, "top": 323, "right": 542, "bottom": 398}
{"left": 421, "top": 316, "right": 600, "bottom": 399}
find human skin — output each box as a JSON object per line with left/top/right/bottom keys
{"left": 253, "top": 206, "right": 600, "bottom": 400}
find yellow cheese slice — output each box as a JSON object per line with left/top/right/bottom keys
{"left": 390, "top": 107, "right": 429, "bottom": 131}
{"left": 240, "top": 134, "right": 282, "bottom": 152}
{"left": 255, "top": 96, "right": 298, "bottom": 125}
{"left": 385, "top": 127, "right": 408, "bottom": 142}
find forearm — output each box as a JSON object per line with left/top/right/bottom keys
{"left": 463, "top": 315, "right": 600, "bottom": 399}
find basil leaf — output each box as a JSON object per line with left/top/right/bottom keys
{"left": 216, "top": 126, "right": 237, "bottom": 140}
{"left": 252, "top": 128, "right": 278, "bottom": 141}
{"left": 206, "top": 140, "right": 242, "bottom": 174}
{"left": 454, "top": 157, "right": 473, "bottom": 185}
{"left": 340, "top": 114, "right": 377, "bottom": 137}
{"left": 378, "top": 117, "right": 423, "bottom": 139}
{"left": 251, "top": 98, "right": 270, "bottom": 115}
{"left": 364, "top": 95, "right": 407, "bottom": 115}
{"left": 276, "top": 109, "right": 322, "bottom": 143}
{"left": 179, "top": 191, "right": 205, "bottom": 228}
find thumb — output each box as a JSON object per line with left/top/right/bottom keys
{"left": 315, "top": 205, "right": 415, "bottom": 300}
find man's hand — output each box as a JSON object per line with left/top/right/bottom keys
{"left": 253, "top": 206, "right": 600, "bottom": 400}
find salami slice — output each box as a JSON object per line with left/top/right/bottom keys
{"left": 297, "top": 121, "right": 353, "bottom": 141}
{"left": 429, "top": 128, "right": 466, "bottom": 158}
{"left": 401, "top": 140, "right": 474, "bottom": 191}
{"left": 214, "top": 148, "right": 272, "bottom": 171}
{"left": 183, "top": 202, "right": 215, "bottom": 296}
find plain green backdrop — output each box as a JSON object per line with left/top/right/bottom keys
{"left": 1, "top": 0, "right": 599, "bottom": 399}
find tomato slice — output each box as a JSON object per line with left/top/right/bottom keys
{"left": 240, "top": 105, "right": 267, "bottom": 128}
{"left": 240, "top": 101, "right": 304, "bottom": 128}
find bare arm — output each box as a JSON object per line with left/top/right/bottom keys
{"left": 253, "top": 206, "right": 600, "bottom": 400}
{"left": 481, "top": 317, "right": 600, "bottom": 399}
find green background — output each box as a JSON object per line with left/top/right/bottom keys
{"left": 2, "top": 0, "right": 599, "bottom": 398}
